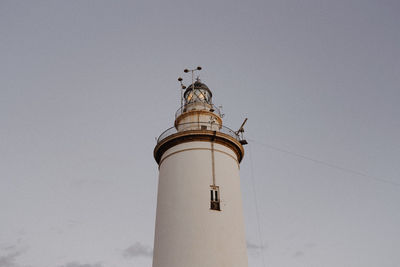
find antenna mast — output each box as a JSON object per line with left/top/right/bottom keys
{"left": 236, "top": 118, "right": 248, "bottom": 145}
{"left": 177, "top": 77, "right": 186, "bottom": 110}
{"left": 178, "top": 66, "right": 202, "bottom": 111}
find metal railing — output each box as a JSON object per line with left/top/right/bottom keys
{"left": 175, "top": 103, "right": 222, "bottom": 119}
{"left": 157, "top": 122, "right": 240, "bottom": 144}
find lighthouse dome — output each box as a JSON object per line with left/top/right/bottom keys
{"left": 183, "top": 80, "right": 213, "bottom": 104}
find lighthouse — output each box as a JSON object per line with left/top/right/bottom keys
{"left": 152, "top": 67, "right": 248, "bottom": 267}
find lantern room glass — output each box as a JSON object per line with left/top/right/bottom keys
{"left": 185, "top": 89, "right": 211, "bottom": 104}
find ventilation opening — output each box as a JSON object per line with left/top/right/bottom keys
{"left": 210, "top": 186, "right": 221, "bottom": 211}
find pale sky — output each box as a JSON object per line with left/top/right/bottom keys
{"left": 1, "top": 1, "right": 399, "bottom": 267}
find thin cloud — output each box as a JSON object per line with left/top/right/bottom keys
{"left": 0, "top": 248, "right": 26, "bottom": 267}
{"left": 59, "top": 262, "right": 102, "bottom": 267}
{"left": 1, "top": 245, "right": 16, "bottom": 252}
{"left": 293, "top": 251, "right": 304, "bottom": 258}
{"left": 123, "top": 242, "right": 153, "bottom": 258}
{"left": 305, "top": 242, "right": 317, "bottom": 248}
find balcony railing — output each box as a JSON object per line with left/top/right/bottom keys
{"left": 157, "top": 122, "right": 240, "bottom": 144}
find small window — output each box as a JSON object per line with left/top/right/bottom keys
{"left": 201, "top": 125, "right": 207, "bottom": 130}
{"left": 210, "top": 186, "right": 221, "bottom": 211}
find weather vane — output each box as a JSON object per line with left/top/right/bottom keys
{"left": 184, "top": 66, "right": 202, "bottom": 88}
{"left": 177, "top": 66, "right": 202, "bottom": 110}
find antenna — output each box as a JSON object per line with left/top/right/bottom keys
{"left": 179, "top": 66, "right": 202, "bottom": 110}
{"left": 218, "top": 105, "right": 225, "bottom": 118}
{"left": 236, "top": 118, "right": 248, "bottom": 145}
{"left": 183, "top": 66, "right": 202, "bottom": 89}
{"left": 178, "top": 77, "right": 186, "bottom": 111}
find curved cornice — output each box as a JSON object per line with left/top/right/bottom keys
{"left": 154, "top": 130, "right": 244, "bottom": 165}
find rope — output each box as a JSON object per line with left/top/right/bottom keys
{"left": 211, "top": 140, "right": 216, "bottom": 186}
{"left": 249, "top": 142, "right": 267, "bottom": 267}
{"left": 248, "top": 138, "right": 400, "bottom": 187}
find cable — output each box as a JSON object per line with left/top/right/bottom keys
{"left": 248, "top": 138, "right": 400, "bottom": 187}
{"left": 248, "top": 142, "right": 267, "bottom": 267}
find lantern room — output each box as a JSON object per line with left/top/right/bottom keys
{"left": 183, "top": 79, "right": 213, "bottom": 105}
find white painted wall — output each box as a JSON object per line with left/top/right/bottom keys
{"left": 152, "top": 141, "right": 248, "bottom": 267}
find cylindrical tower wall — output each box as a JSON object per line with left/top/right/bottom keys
{"left": 175, "top": 108, "right": 222, "bottom": 132}
{"left": 152, "top": 141, "right": 248, "bottom": 267}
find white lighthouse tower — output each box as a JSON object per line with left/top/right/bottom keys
{"left": 153, "top": 67, "right": 248, "bottom": 267}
